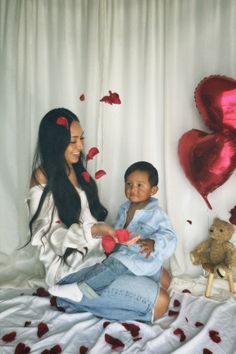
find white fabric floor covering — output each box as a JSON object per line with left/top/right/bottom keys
{"left": 0, "top": 276, "right": 236, "bottom": 354}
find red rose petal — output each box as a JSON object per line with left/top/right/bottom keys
{"left": 173, "top": 299, "right": 181, "bottom": 307}
{"left": 79, "top": 346, "right": 88, "bottom": 354}
{"left": 100, "top": 91, "right": 121, "bottom": 105}
{"left": 195, "top": 321, "right": 204, "bottom": 327}
{"left": 209, "top": 330, "right": 221, "bottom": 343}
{"left": 81, "top": 171, "right": 90, "bottom": 183}
{"left": 168, "top": 310, "right": 179, "bottom": 316}
{"left": 35, "top": 287, "right": 50, "bottom": 297}
{"left": 103, "top": 321, "right": 111, "bottom": 329}
{"left": 203, "top": 349, "right": 213, "bottom": 354}
{"left": 122, "top": 323, "right": 140, "bottom": 337}
{"left": 182, "top": 289, "right": 191, "bottom": 293}
{"left": 50, "top": 345, "right": 62, "bottom": 354}
{"left": 95, "top": 170, "right": 106, "bottom": 180}
{"left": 187, "top": 219, "right": 192, "bottom": 224}
{"left": 37, "top": 322, "right": 49, "bottom": 338}
{"left": 2, "top": 331, "right": 16, "bottom": 343}
{"left": 14, "top": 343, "right": 31, "bottom": 354}
{"left": 86, "top": 147, "right": 99, "bottom": 161}
{"left": 116, "top": 229, "right": 131, "bottom": 243}
{"left": 229, "top": 205, "right": 236, "bottom": 225}
{"left": 80, "top": 94, "right": 85, "bottom": 101}
{"left": 105, "top": 334, "right": 125, "bottom": 350}
{"left": 24, "top": 321, "right": 31, "bottom": 327}
{"left": 173, "top": 328, "right": 186, "bottom": 342}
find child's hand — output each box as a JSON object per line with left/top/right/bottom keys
{"left": 91, "top": 223, "right": 117, "bottom": 241}
{"left": 123, "top": 234, "right": 141, "bottom": 246}
{"left": 137, "top": 239, "right": 155, "bottom": 258}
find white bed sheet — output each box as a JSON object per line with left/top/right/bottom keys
{"left": 0, "top": 277, "right": 236, "bottom": 354}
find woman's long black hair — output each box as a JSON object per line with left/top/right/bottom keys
{"left": 28, "top": 108, "right": 108, "bottom": 261}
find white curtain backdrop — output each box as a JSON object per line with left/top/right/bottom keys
{"left": 0, "top": 0, "right": 236, "bottom": 288}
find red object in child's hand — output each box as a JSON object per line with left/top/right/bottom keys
{"left": 102, "top": 229, "right": 131, "bottom": 254}
{"left": 102, "top": 235, "right": 116, "bottom": 253}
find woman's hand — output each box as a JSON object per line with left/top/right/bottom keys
{"left": 91, "top": 223, "right": 118, "bottom": 241}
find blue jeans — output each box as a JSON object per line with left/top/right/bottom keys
{"left": 56, "top": 257, "right": 159, "bottom": 322}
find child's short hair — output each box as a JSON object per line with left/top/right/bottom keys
{"left": 124, "top": 161, "right": 159, "bottom": 187}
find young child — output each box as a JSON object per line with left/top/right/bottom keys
{"left": 50, "top": 161, "right": 177, "bottom": 320}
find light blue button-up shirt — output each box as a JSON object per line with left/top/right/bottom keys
{"left": 111, "top": 197, "right": 177, "bottom": 281}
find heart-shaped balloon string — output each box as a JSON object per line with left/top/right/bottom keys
{"left": 178, "top": 75, "right": 236, "bottom": 209}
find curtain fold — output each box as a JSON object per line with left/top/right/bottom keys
{"left": 0, "top": 0, "right": 236, "bottom": 287}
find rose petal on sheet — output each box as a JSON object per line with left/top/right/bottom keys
{"left": 173, "top": 328, "right": 186, "bottom": 342}
{"left": 103, "top": 321, "right": 111, "bottom": 329}
{"left": 50, "top": 345, "right": 62, "bottom": 354}
{"left": 168, "top": 310, "right": 179, "bottom": 316}
{"left": 122, "top": 323, "right": 140, "bottom": 337}
{"left": 34, "top": 287, "right": 50, "bottom": 297}
{"left": 173, "top": 299, "right": 181, "bottom": 307}
{"left": 209, "top": 330, "right": 221, "bottom": 343}
{"left": 2, "top": 331, "right": 16, "bottom": 342}
{"left": 37, "top": 322, "right": 49, "bottom": 338}
{"left": 195, "top": 321, "right": 204, "bottom": 327}
{"left": 14, "top": 342, "right": 31, "bottom": 354}
{"left": 79, "top": 346, "right": 88, "bottom": 354}
{"left": 105, "top": 334, "right": 125, "bottom": 350}
{"left": 203, "top": 349, "right": 213, "bottom": 354}
{"left": 24, "top": 321, "right": 31, "bottom": 327}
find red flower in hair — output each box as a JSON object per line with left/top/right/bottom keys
{"left": 100, "top": 91, "right": 121, "bottom": 105}
{"left": 86, "top": 147, "right": 99, "bottom": 161}
{"left": 95, "top": 170, "right": 106, "bottom": 180}
{"left": 56, "top": 117, "right": 69, "bottom": 130}
{"left": 229, "top": 205, "right": 236, "bottom": 225}
{"left": 81, "top": 171, "right": 91, "bottom": 183}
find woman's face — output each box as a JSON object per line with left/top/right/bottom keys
{"left": 64, "top": 120, "right": 84, "bottom": 166}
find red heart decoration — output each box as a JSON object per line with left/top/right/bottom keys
{"left": 178, "top": 129, "right": 236, "bottom": 209}
{"left": 195, "top": 75, "right": 236, "bottom": 134}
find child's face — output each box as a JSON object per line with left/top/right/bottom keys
{"left": 125, "top": 170, "right": 158, "bottom": 205}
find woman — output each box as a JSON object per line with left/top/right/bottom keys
{"left": 27, "top": 108, "right": 168, "bottom": 322}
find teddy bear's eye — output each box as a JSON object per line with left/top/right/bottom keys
{"left": 220, "top": 229, "right": 223, "bottom": 232}
{"left": 209, "top": 229, "right": 213, "bottom": 233}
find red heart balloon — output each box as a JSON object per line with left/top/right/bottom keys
{"left": 178, "top": 129, "right": 236, "bottom": 209}
{"left": 195, "top": 75, "right": 236, "bottom": 135}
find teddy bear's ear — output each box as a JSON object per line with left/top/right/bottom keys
{"left": 213, "top": 217, "right": 220, "bottom": 223}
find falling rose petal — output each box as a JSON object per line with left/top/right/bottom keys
{"left": 86, "top": 147, "right": 99, "bottom": 161}
{"left": 173, "top": 299, "right": 181, "bottom": 307}
{"left": 95, "top": 170, "right": 106, "bottom": 180}
{"left": 100, "top": 91, "right": 121, "bottom": 105}
{"left": 229, "top": 205, "right": 236, "bottom": 225}
{"left": 37, "top": 322, "right": 49, "bottom": 338}
{"left": 24, "top": 321, "right": 31, "bottom": 327}
{"left": 2, "top": 331, "right": 16, "bottom": 343}
{"left": 187, "top": 219, "right": 192, "bottom": 224}
{"left": 122, "top": 323, "right": 140, "bottom": 337}
{"left": 182, "top": 289, "right": 191, "bottom": 293}
{"left": 35, "top": 287, "right": 50, "bottom": 297}
{"left": 79, "top": 346, "right": 88, "bottom": 354}
{"left": 103, "top": 321, "right": 111, "bottom": 329}
{"left": 81, "top": 171, "right": 91, "bottom": 183}
{"left": 168, "top": 310, "right": 179, "bottom": 316}
{"left": 14, "top": 343, "right": 31, "bottom": 354}
{"left": 105, "top": 334, "right": 125, "bottom": 350}
{"left": 195, "top": 321, "right": 204, "bottom": 327}
{"left": 209, "top": 330, "right": 221, "bottom": 343}
{"left": 80, "top": 94, "right": 85, "bottom": 101}
{"left": 203, "top": 349, "right": 213, "bottom": 354}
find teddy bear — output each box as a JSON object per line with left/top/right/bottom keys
{"left": 190, "top": 217, "right": 236, "bottom": 277}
